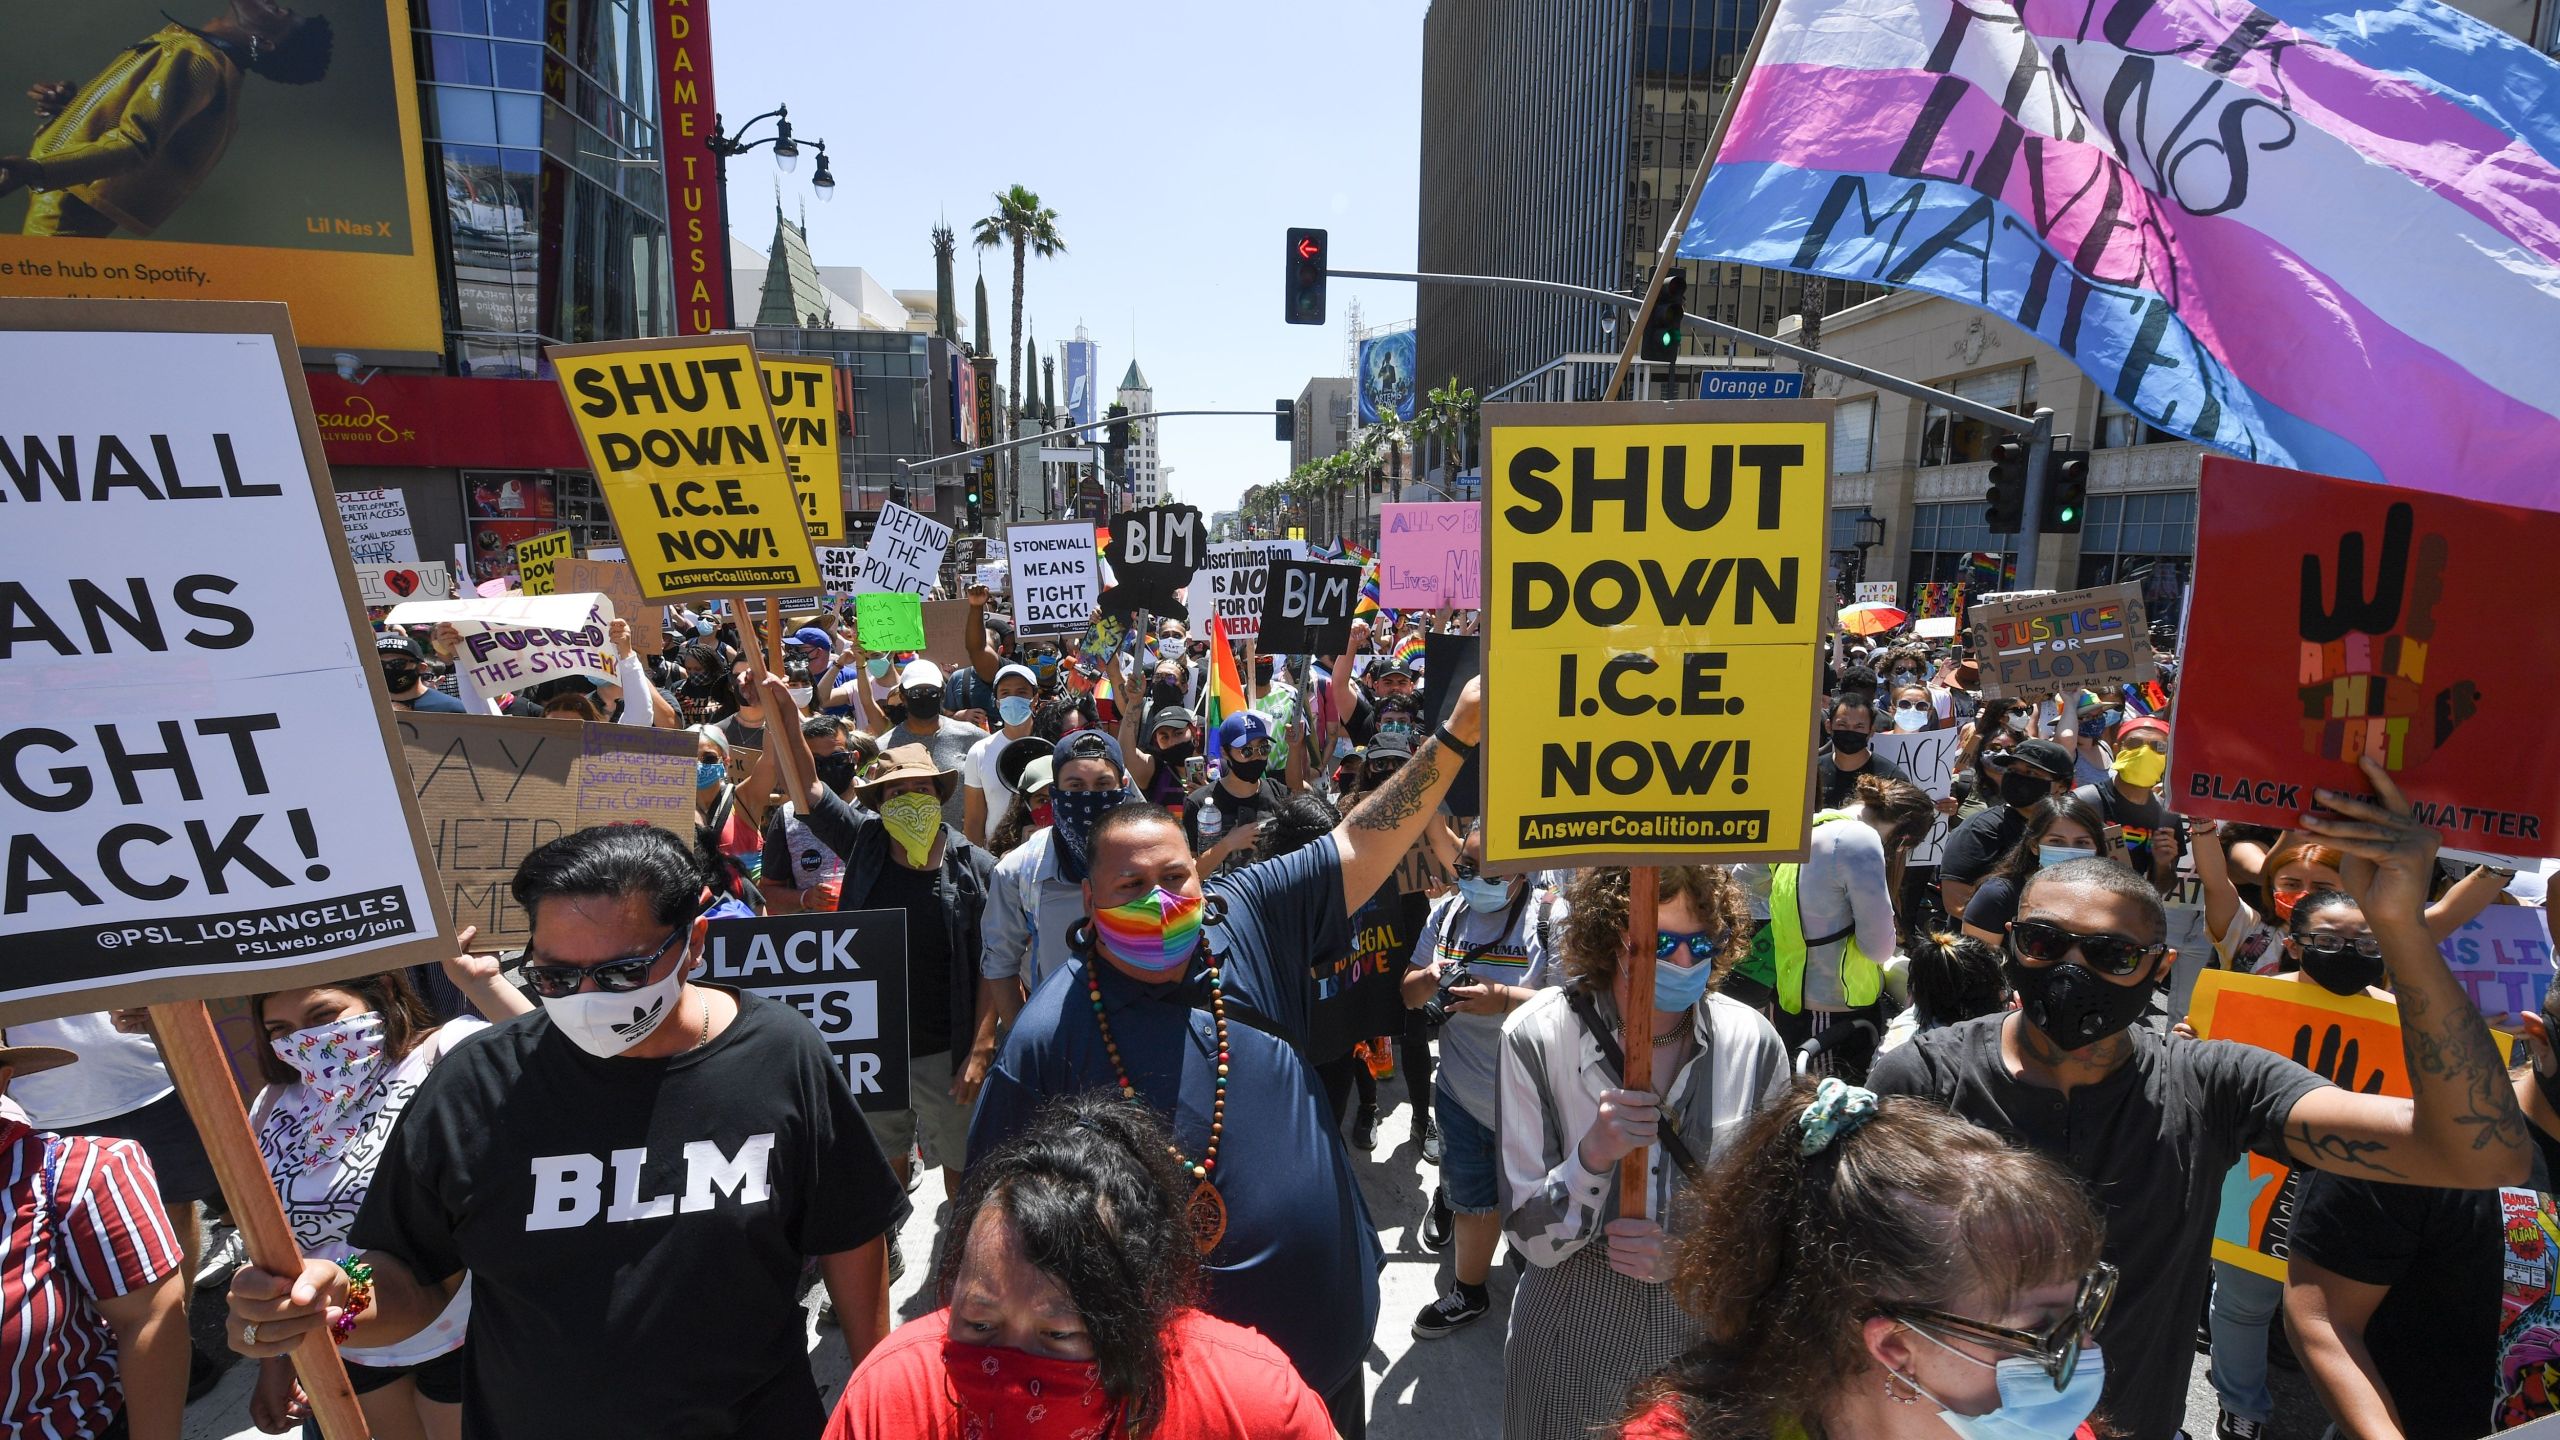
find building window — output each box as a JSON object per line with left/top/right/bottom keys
{"left": 1921, "top": 364, "right": 2036, "bottom": 466}
{"left": 2096, "top": 392, "right": 2175, "bottom": 448}
{"left": 460, "top": 470, "right": 621, "bottom": 584}
{"left": 1829, "top": 507, "right": 1870, "bottom": 552}
{"left": 1907, "top": 500, "right": 2015, "bottom": 585}
{"left": 1831, "top": 396, "right": 1874, "bottom": 474}
{"left": 2076, "top": 490, "right": 2197, "bottom": 629}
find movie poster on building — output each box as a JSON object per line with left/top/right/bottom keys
{"left": 549, "top": 334, "right": 824, "bottom": 602}
{"left": 0, "top": 299, "right": 449, "bottom": 1024}
{"left": 2171, "top": 456, "right": 2560, "bottom": 856}
{"left": 761, "top": 356, "right": 842, "bottom": 543}
{"left": 0, "top": 1, "right": 442, "bottom": 355}
{"left": 1359, "top": 328, "right": 1418, "bottom": 425}
{"left": 1480, "top": 399, "right": 1830, "bottom": 870}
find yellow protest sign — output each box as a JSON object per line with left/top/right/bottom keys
{"left": 761, "top": 355, "right": 843, "bottom": 543}
{"left": 512, "top": 528, "right": 573, "bottom": 594}
{"left": 548, "top": 334, "right": 822, "bottom": 601}
{"left": 1480, "top": 400, "right": 1830, "bottom": 869}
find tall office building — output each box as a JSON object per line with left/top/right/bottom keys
{"left": 1118, "top": 361, "right": 1164, "bottom": 506}
{"left": 1416, "top": 0, "right": 1882, "bottom": 399}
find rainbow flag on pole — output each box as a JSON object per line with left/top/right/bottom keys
{"left": 1203, "top": 616, "right": 1249, "bottom": 761}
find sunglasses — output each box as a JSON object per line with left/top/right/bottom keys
{"left": 2292, "top": 932, "right": 2384, "bottom": 959}
{"left": 1364, "top": 760, "right": 1407, "bottom": 780}
{"left": 1657, "top": 928, "right": 1724, "bottom": 963}
{"left": 518, "top": 923, "right": 689, "bottom": 999}
{"left": 2006, "top": 918, "right": 2167, "bottom": 978}
{"left": 1882, "top": 1263, "right": 2119, "bottom": 1390}
{"left": 2117, "top": 735, "right": 2167, "bottom": 753}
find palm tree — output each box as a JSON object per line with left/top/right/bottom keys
{"left": 971, "top": 185, "right": 1066, "bottom": 445}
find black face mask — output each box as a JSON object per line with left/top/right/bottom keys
{"left": 679, "top": 671, "right": 716, "bottom": 696}
{"left": 1227, "top": 756, "right": 1269, "bottom": 783}
{"left": 2295, "top": 938, "right": 2388, "bottom": 996}
{"left": 903, "top": 688, "right": 941, "bottom": 720}
{"left": 1829, "top": 728, "right": 1871, "bottom": 755}
{"left": 1151, "top": 741, "right": 1196, "bottom": 769}
{"left": 813, "top": 752, "right": 859, "bottom": 795}
{"left": 881, "top": 703, "right": 908, "bottom": 725}
{"left": 2005, "top": 951, "right": 2157, "bottom": 1051}
{"left": 1150, "top": 680, "right": 1184, "bottom": 706}
{"left": 1999, "top": 771, "right": 2056, "bottom": 809}
{"left": 379, "top": 661, "right": 420, "bottom": 694}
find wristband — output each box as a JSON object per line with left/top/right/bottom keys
{"left": 330, "top": 1258, "right": 375, "bottom": 1342}
{"left": 1434, "top": 724, "right": 1477, "bottom": 759}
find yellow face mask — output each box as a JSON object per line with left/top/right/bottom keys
{"left": 880, "top": 791, "right": 942, "bottom": 867}
{"left": 2110, "top": 744, "right": 2167, "bottom": 790}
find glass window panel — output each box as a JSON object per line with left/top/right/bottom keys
{"left": 429, "top": 36, "right": 493, "bottom": 85}
{"left": 424, "top": 0, "right": 489, "bottom": 32}
{"left": 495, "top": 92, "right": 542, "bottom": 148}
{"left": 492, "top": 42, "right": 542, "bottom": 91}
{"left": 436, "top": 87, "right": 499, "bottom": 144}
{"left": 488, "top": 0, "right": 542, "bottom": 39}
{"left": 1831, "top": 396, "right": 1874, "bottom": 473}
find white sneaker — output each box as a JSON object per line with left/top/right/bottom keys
{"left": 195, "top": 1222, "right": 246, "bottom": 1291}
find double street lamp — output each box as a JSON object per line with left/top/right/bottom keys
{"left": 708, "top": 103, "right": 834, "bottom": 199}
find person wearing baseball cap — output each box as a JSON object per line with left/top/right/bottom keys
{"left": 1938, "top": 737, "right": 2076, "bottom": 915}
{"left": 374, "top": 630, "right": 465, "bottom": 713}
{"left": 2071, "top": 713, "right": 2183, "bottom": 892}
{"left": 962, "top": 662, "right": 1046, "bottom": 848}
{"left": 1120, "top": 700, "right": 1198, "bottom": 816}
{"left": 1185, "top": 710, "right": 1293, "bottom": 877}
{"left": 869, "top": 658, "right": 988, "bottom": 831}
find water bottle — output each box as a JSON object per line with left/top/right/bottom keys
{"left": 1197, "top": 790, "right": 1223, "bottom": 841}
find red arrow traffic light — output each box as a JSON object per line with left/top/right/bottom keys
{"left": 1295, "top": 235, "right": 1321, "bottom": 260}
{"left": 1284, "top": 227, "right": 1328, "bottom": 325}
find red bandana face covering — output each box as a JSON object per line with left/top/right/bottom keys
{"left": 942, "top": 1337, "right": 1117, "bottom": 1439}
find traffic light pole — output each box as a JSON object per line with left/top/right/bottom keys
{"left": 2013, "top": 406, "right": 2056, "bottom": 589}
{"left": 905, "top": 409, "right": 1286, "bottom": 477}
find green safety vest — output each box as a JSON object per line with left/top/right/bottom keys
{"left": 1767, "top": 809, "right": 1882, "bottom": 1014}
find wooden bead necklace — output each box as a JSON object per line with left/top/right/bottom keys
{"left": 1086, "top": 960, "right": 1229, "bottom": 1253}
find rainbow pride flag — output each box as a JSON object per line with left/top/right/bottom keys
{"left": 1680, "top": 0, "right": 2560, "bottom": 508}
{"left": 1204, "top": 616, "right": 1249, "bottom": 761}
{"left": 1393, "top": 631, "right": 1426, "bottom": 669}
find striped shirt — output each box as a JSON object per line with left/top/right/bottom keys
{"left": 1, "top": 1119, "right": 183, "bottom": 1437}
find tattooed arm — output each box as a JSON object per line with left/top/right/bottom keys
{"left": 2277, "top": 758, "right": 2528, "bottom": 1187}
{"left": 1332, "top": 676, "right": 1483, "bottom": 913}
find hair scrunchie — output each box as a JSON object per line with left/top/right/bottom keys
{"left": 1796, "top": 1077, "right": 1880, "bottom": 1156}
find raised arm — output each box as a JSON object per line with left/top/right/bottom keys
{"left": 2425, "top": 862, "right": 2508, "bottom": 940}
{"left": 2188, "top": 817, "right": 2244, "bottom": 954}
{"left": 964, "top": 585, "right": 1002, "bottom": 683}
{"left": 1332, "top": 676, "right": 1483, "bottom": 913}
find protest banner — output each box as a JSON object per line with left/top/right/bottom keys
{"left": 549, "top": 334, "right": 823, "bottom": 601}
{"left": 1102, "top": 503, "right": 1207, "bottom": 616}
{"left": 512, "top": 527, "right": 574, "bottom": 595}
{"left": 2440, "top": 906, "right": 2557, "bottom": 1023}
{"left": 1006, "top": 522, "right": 1101, "bottom": 635}
{"left": 760, "top": 355, "right": 842, "bottom": 543}
{"left": 395, "top": 712, "right": 694, "bottom": 946}
{"left": 553, "top": 556, "right": 664, "bottom": 654}
{"left": 1855, "top": 581, "right": 1897, "bottom": 606}
{"left": 352, "top": 561, "right": 455, "bottom": 605}
{"left": 2190, "top": 969, "right": 2514, "bottom": 1280}
{"left": 1378, "top": 502, "right": 1483, "bottom": 609}
{"left": 862, "top": 500, "right": 953, "bottom": 595}
{"left": 923, "top": 600, "right": 974, "bottom": 667}
{"left": 1186, "top": 539, "right": 1307, "bottom": 639}
{"left": 1480, "top": 398, "right": 1829, "bottom": 869}
{"left": 1870, "top": 728, "right": 1958, "bottom": 865}
{"left": 854, "top": 592, "right": 928, "bottom": 652}
{"left": 1965, "top": 582, "right": 2152, "bottom": 702}
{"left": 704, "top": 910, "right": 910, "bottom": 1110}
{"left": 816, "top": 544, "right": 863, "bottom": 597}
{"left": 334, "top": 487, "right": 419, "bottom": 565}
{"left": 1257, "top": 559, "right": 1362, "bottom": 655}
{"left": 1424, "top": 631, "right": 1484, "bottom": 818}
{"left": 389, "top": 594, "right": 619, "bottom": 698}
{"left": 2173, "top": 456, "right": 2560, "bottom": 856}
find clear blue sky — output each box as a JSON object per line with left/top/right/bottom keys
{"left": 709, "top": 1, "right": 1427, "bottom": 518}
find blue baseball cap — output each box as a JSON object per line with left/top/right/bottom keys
{"left": 1052, "top": 728, "right": 1126, "bottom": 772}
{"left": 1218, "top": 710, "right": 1275, "bottom": 752}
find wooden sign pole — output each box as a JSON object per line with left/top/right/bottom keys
{"left": 1617, "top": 865, "right": 1660, "bottom": 1219}
{"left": 148, "top": 1000, "right": 370, "bottom": 1439}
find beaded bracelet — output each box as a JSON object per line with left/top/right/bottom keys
{"left": 330, "top": 1258, "right": 376, "bottom": 1342}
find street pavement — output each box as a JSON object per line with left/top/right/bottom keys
{"left": 177, "top": 1065, "right": 2316, "bottom": 1438}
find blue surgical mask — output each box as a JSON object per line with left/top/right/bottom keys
{"left": 1455, "top": 874, "right": 1514, "bottom": 913}
{"left": 2037, "top": 844, "right": 2095, "bottom": 869}
{"left": 866, "top": 657, "right": 892, "bottom": 680}
{"left": 1898, "top": 1334, "right": 2105, "bottom": 1440}
{"left": 998, "top": 695, "right": 1036, "bottom": 727}
{"left": 694, "top": 619, "right": 715, "bottom": 638}
{"left": 1652, "top": 953, "right": 1714, "bottom": 1014}
{"left": 695, "top": 760, "right": 725, "bottom": 790}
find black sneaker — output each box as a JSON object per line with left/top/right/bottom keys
{"left": 1351, "top": 1103, "right": 1379, "bottom": 1151}
{"left": 1419, "top": 1115, "right": 1443, "bottom": 1166}
{"left": 2215, "top": 1410, "right": 2268, "bottom": 1440}
{"left": 1411, "top": 1287, "right": 1491, "bottom": 1339}
{"left": 1420, "top": 1186, "right": 1454, "bottom": 1252}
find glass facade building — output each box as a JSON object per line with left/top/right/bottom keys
{"left": 755, "top": 327, "right": 972, "bottom": 540}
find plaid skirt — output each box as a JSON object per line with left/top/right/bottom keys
{"left": 1501, "top": 1238, "right": 1698, "bottom": 1440}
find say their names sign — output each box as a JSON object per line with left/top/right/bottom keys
{"left": 1965, "top": 582, "right": 2152, "bottom": 701}
{"left": 1377, "top": 502, "right": 1482, "bottom": 609}
{"left": 1186, "top": 539, "right": 1307, "bottom": 639}
{"left": 815, "top": 545, "right": 862, "bottom": 597}
{"left": 550, "top": 334, "right": 823, "bottom": 601}
{"left": 761, "top": 356, "right": 842, "bottom": 543}
{"left": 862, "top": 501, "right": 952, "bottom": 595}
{"left": 704, "top": 910, "right": 911, "bottom": 1111}
{"left": 334, "top": 487, "right": 418, "bottom": 565}
{"left": 1256, "top": 559, "right": 1361, "bottom": 654}
{"left": 1006, "top": 522, "right": 1100, "bottom": 635}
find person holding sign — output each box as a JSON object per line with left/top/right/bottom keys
{"left": 967, "top": 677, "right": 1490, "bottom": 1438}
{"left": 225, "top": 825, "right": 909, "bottom": 1440}
{"left": 1871, "top": 760, "right": 2532, "bottom": 1440}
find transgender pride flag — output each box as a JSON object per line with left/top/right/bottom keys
{"left": 1681, "top": 0, "right": 2560, "bottom": 508}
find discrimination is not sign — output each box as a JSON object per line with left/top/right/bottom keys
{"left": 1480, "top": 399, "right": 1829, "bottom": 870}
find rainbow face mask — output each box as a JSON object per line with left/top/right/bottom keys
{"left": 1093, "top": 885, "right": 1205, "bottom": 975}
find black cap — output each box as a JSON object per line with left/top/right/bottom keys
{"left": 2003, "top": 738, "right": 2075, "bottom": 781}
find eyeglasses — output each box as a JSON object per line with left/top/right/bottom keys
{"left": 518, "top": 924, "right": 690, "bottom": 999}
{"left": 1881, "top": 1263, "right": 2118, "bottom": 1390}
{"left": 1364, "top": 760, "right": 1407, "bottom": 781}
{"left": 1657, "top": 928, "right": 1724, "bottom": 963}
{"left": 2292, "top": 932, "right": 2384, "bottom": 959}
{"left": 2117, "top": 735, "right": 2167, "bottom": 753}
{"left": 2006, "top": 919, "right": 2167, "bottom": 978}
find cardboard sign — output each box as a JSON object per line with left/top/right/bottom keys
{"left": 395, "top": 712, "right": 694, "bottom": 946}
{"left": 353, "top": 562, "right": 455, "bottom": 606}
{"left": 2173, "top": 456, "right": 2560, "bottom": 856}
{"left": 853, "top": 592, "right": 927, "bottom": 652}
{"left": 704, "top": 910, "right": 910, "bottom": 1110}
{"left": 422, "top": 597, "right": 619, "bottom": 697}
{"left": 1965, "top": 581, "right": 2152, "bottom": 701}
{"left": 335, "top": 487, "right": 419, "bottom": 565}
{"left": 1424, "top": 631, "right": 1485, "bottom": 818}
{"left": 1378, "top": 502, "right": 1483, "bottom": 609}
{"left": 1186, "top": 540, "right": 1307, "bottom": 639}
{"left": 922, "top": 600, "right": 974, "bottom": 667}
{"left": 862, "top": 501, "right": 952, "bottom": 596}
{"left": 0, "top": 300, "right": 450, "bottom": 1024}
{"left": 2191, "top": 968, "right": 2513, "bottom": 1280}
{"left": 816, "top": 545, "right": 863, "bottom": 597}
{"left": 1480, "top": 399, "right": 1830, "bottom": 869}
{"left": 2440, "top": 906, "right": 2557, "bottom": 1021}
{"left": 760, "top": 356, "right": 842, "bottom": 543}
{"left": 1102, "top": 503, "right": 1207, "bottom": 616}
{"left": 552, "top": 557, "right": 664, "bottom": 655}
{"left": 1256, "top": 559, "right": 1362, "bottom": 655}
{"left": 512, "top": 528, "right": 574, "bottom": 595}
{"left": 1006, "top": 522, "right": 1100, "bottom": 635}
{"left": 1870, "top": 728, "right": 1959, "bottom": 865}
{"left": 549, "top": 334, "right": 823, "bottom": 600}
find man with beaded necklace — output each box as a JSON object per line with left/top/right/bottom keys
{"left": 968, "top": 676, "right": 1489, "bottom": 1439}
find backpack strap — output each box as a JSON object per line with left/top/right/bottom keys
{"left": 1563, "top": 989, "right": 1706, "bottom": 1187}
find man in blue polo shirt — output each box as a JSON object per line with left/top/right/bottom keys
{"left": 969, "top": 676, "right": 1486, "bottom": 1439}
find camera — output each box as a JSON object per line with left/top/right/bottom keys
{"left": 1420, "top": 965, "right": 1481, "bottom": 1028}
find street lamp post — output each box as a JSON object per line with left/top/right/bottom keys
{"left": 705, "top": 102, "right": 836, "bottom": 316}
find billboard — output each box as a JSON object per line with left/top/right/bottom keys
{"left": 1063, "top": 334, "right": 1100, "bottom": 434}
{"left": 0, "top": 0, "right": 441, "bottom": 355}
{"left": 1359, "top": 328, "right": 1418, "bottom": 424}
{"left": 652, "top": 0, "right": 727, "bottom": 333}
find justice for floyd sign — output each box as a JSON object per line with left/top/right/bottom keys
{"left": 0, "top": 299, "right": 450, "bottom": 1024}
{"left": 1480, "top": 399, "right": 1830, "bottom": 871}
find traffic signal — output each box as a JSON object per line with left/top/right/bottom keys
{"left": 1105, "top": 403, "right": 1130, "bottom": 471}
{"left": 2041, "top": 448, "right": 2090, "bottom": 533}
{"left": 1638, "top": 269, "right": 1688, "bottom": 364}
{"left": 1284, "top": 228, "right": 1327, "bottom": 325}
{"left": 1985, "top": 436, "right": 2029, "bottom": 534}
{"left": 964, "top": 470, "right": 983, "bottom": 531}
{"left": 1274, "top": 398, "right": 1295, "bottom": 443}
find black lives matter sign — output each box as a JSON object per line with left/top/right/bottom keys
{"left": 705, "top": 909, "right": 910, "bottom": 1112}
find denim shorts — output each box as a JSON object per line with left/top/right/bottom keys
{"left": 1433, "top": 1082, "right": 1500, "bottom": 1215}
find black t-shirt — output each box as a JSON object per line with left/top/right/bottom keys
{"left": 1815, "top": 748, "right": 1909, "bottom": 811}
{"left": 1940, "top": 804, "right": 2031, "bottom": 886}
{"left": 2289, "top": 1126, "right": 2560, "bottom": 1440}
{"left": 1869, "top": 1016, "right": 2329, "bottom": 1440}
{"left": 2074, "top": 781, "right": 2180, "bottom": 875}
{"left": 1309, "top": 883, "right": 1427, "bottom": 1064}
{"left": 1182, "top": 776, "right": 1292, "bottom": 872}
{"left": 350, "top": 996, "right": 907, "bottom": 1440}
{"left": 1961, "top": 875, "right": 2021, "bottom": 934}
{"left": 863, "top": 859, "right": 954, "bottom": 1058}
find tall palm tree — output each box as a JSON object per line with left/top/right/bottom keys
{"left": 970, "top": 186, "right": 1066, "bottom": 444}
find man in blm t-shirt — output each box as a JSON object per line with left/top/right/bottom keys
{"left": 224, "top": 826, "right": 908, "bottom": 1440}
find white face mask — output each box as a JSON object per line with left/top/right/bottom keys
{"left": 541, "top": 958, "right": 689, "bottom": 1058}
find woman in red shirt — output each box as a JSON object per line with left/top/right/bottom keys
{"left": 822, "top": 1094, "right": 1333, "bottom": 1440}
{"left": 1622, "top": 1077, "right": 2114, "bottom": 1440}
